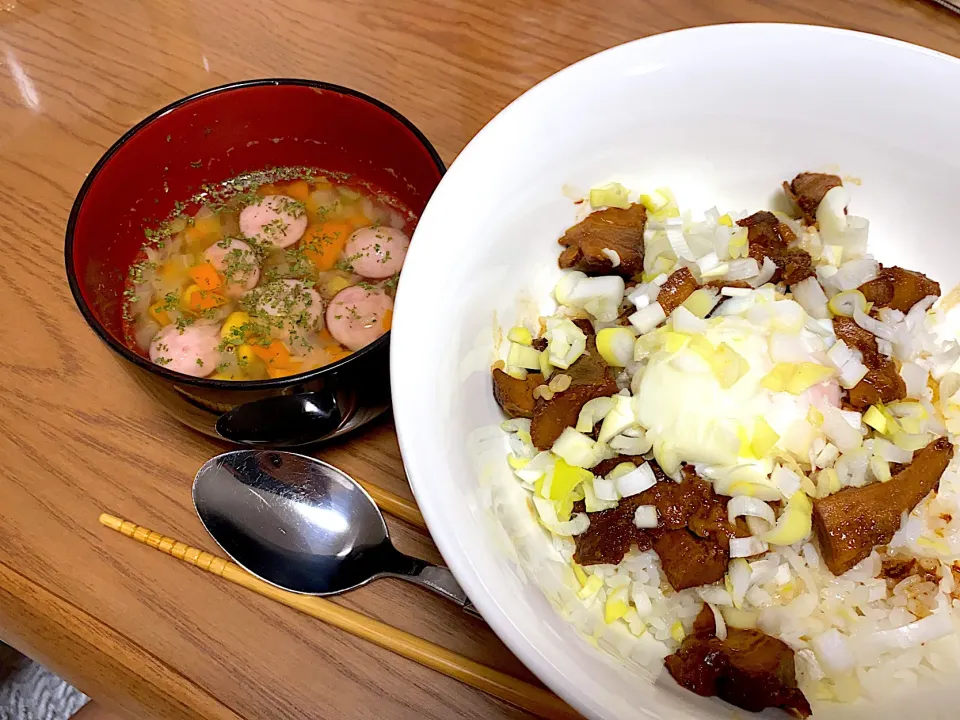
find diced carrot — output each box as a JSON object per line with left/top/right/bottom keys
{"left": 317, "top": 328, "right": 336, "bottom": 344}
{"left": 182, "top": 284, "right": 226, "bottom": 313}
{"left": 302, "top": 222, "right": 352, "bottom": 271}
{"left": 148, "top": 301, "right": 172, "bottom": 326}
{"left": 267, "top": 365, "right": 304, "bottom": 379}
{"left": 382, "top": 308, "right": 393, "bottom": 331}
{"left": 188, "top": 263, "right": 223, "bottom": 291}
{"left": 251, "top": 339, "right": 295, "bottom": 369}
{"left": 326, "top": 345, "right": 352, "bottom": 363}
{"left": 256, "top": 183, "right": 281, "bottom": 197}
{"left": 184, "top": 214, "right": 221, "bottom": 251}
{"left": 282, "top": 180, "right": 310, "bottom": 202}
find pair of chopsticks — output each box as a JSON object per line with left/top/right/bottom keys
{"left": 99, "top": 513, "right": 578, "bottom": 719}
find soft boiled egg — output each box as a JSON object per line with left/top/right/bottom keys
{"left": 632, "top": 289, "right": 840, "bottom": 490}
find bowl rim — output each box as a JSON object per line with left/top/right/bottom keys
{"left": 391, "top": 22, "right": 960, "bottom": 719}
{"left": 65, "top": 77, "right": 446, "bottom": 389}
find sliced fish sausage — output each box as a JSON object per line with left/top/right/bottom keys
{"left": 239, "top": 194, "right": 308, "bottom": 249}
{"left": 149, "top": 324, "right": 220, "bottom": 377}
{"left": 325, "top": 286, "right": 393, "bottom": 351}
{"left": 203, "top": 238, "right": 261, "bottom": 297}
{"left": 253, "top": 279, "right": 324, "bottom": 329}
{"left": 343, "top": 226, "right": 409, "bottom": 279}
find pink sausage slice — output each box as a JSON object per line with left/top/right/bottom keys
{"left": 325, "top": 286, "right": 393, "bottom": 351}
{"left": 252, "top": 279, "right": 324, "bottom": 330}
{"left": 343, "top": 226, "right": 409, "bottom": 279}
{"left": 149, "top": 324, "right": 220, "bottom": 377}
{"left": 203, "top": 238, "right": 261, "bottom": 298}
{"left": 239, "top": 194, "right": 308, "bottom": 249}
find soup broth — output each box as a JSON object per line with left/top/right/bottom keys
{"left": 123, "top": 169, "right": 414, "bottom": 380}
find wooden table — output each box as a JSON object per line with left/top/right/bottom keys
{"left": 1, "top": 0, "right": 958, "bottom": 718}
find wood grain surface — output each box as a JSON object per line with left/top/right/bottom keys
{"left": 0, "top": 1, "right": 958, "bottom": 718}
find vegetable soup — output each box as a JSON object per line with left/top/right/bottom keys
{"left": 123, "top": 169, "right": 414, "bottom": 380}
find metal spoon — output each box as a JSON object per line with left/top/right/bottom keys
{"left": 192, "top": 449, "right": 475, "bottom": 614}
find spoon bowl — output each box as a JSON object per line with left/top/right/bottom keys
{"left": 193, "top": 450, "right": 473, "bottom": 608}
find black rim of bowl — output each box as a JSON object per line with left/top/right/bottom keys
{"left": 64, "top": 78, "right": 446, "bottom": 390}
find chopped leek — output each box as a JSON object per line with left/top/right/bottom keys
{"left": 751, "top": 418, "right": 780, "bottom": 457}
{"left": 590, "top": 182, "right": 631, "bottom": 209}
{"left": 506, "top": 342, "right": 542, "bottom": 370}
{"left": 545, "top": 318, "right": 587, "bottom": 369}
{"left": 604, "top": 587, "right": 630, "bottom": 624}
{"left": 507, "top": 326, "right": 533, "bottom": 346}
{"left": 682, "top": 288, "right": 721, "bottom": 318}
{"left": 596, "top": 327, "right": 635, "bottom": 367}
{"left": 548, "top": 458, "right": 592, "bottom": 501}
{"left": 760, "top": 491, "right": 813, "bottom": 546}
{"left": 863, "top": 405, "right": 887, "bottom": 433}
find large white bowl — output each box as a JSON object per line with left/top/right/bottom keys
{"left": 391, "top": 24, "right": 960, "bottom": 720}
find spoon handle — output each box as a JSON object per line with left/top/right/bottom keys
{"left": 381, "top": 550, "right": 480, "bottom": 616}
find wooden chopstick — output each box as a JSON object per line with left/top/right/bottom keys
{"left": 353, "top": 478, "right": 427, "bottom": 531}
{"left": 99, "top": 514, "right": 579, "bottom": 720}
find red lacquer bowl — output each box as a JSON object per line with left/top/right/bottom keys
{"left": 65, "top": 79, "right": 445, "bottom": 445}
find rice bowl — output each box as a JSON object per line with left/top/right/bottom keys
{"left": 391, "top": 24, "right": 960, "bottom": 720}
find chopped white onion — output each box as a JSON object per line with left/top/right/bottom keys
{"left": 853, "top": 307, "right": 896, "bottom": 341}
{"left": 554, "top": 271, "right": 586, "bottom": 305}
{"left": 792, "top": 276, "right": 829, "bottom": 319}
{"left": 771, "top": 465, "right": 802, "bottom": 499}
{"left": 816, "top": 186, "right": 849, "bottom": 243}
{"left": 708, "top": 603, "right": 727, "bottom": 641}
{"left": 825, "top": 339, "right": 854, "bottom": 370}
{"left": 728, "top": 558, "right": 752, "bottom": 608}
{"left": 697, "top": 586, "right": 733, "bottom": 606}
{"left": 134, "top": 321, "right": 160, "bottom": 351}
{"left": 593, "top": 477, "right": 619, "bottom": 501}
{"left": 838, "top": 356, "right": 869, "bottom": 389}
{"left": 725, "top": 258, "right": 761, "bottom": 281}
{"left": 671, "top": 305, "right": 707, "bottom": 334}
{"left": 515, "top": 453, "right": 553, "bottom": 484}
{"left": 811, "top": 628, "right": 856, "bottom": 678}
{"left": 616, "top": 463, "right": 657, "bottom": 497}
{"left": 610, "top": 432, "right": 653, "bottom": 455}
{"left": 565, "top": 276, "right": 626, "bottom": 322}
{"left": 900, "top": 362, "right": 929, "bottom": 399}
{"left": 551, "top": 427, "right": 602, "bottom": 468}
{"left": 727, "top": 496, "right": 776, "bottom": 525}
{"left": 629, "top": 302, "right": 666, "bottom": 334}
{"left": 597, "top": 395, "right": 636, "bottom": 444}
{"left": 830, "top": 257, "right": 879, "bottom": 292}
{"left": 821, "top": 407, "right": 863, "bottom": 452}
{"left": 554, "top": 513, "right": 590, "bottom": 536}
{"left": 861, "top": 612, "right": 953, "bottom": 653}
{"left": 627, "top": 283, "right": 659, "bottom": 310}
{"left": 873, "top": 437, "right": 913, "bottom": 464}
{"left": 748, "top": 257, "right": 777, "bottom": 288}
{"left": 575, "top": 397, "right": 616, "bottom": 433}
{"left": 666, "top": 226, "right": 695, "bottom": 261}
{"left": 633, "top": 505, "right": 658, "bottom": 529}
{"left": 696, "top": 251, "right": 722, "bottom": 274}
{"left": 545, "top": 318, "right": 588, "bottom": 369}
{"left": 729, "top": 536, "right": 769, "bottom": 558}
{"left": 601, "top": 248, "right": 621, "bottom": 268}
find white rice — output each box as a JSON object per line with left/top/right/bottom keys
{"left": 486, "top": 184, "right": 960, "bottom": 711}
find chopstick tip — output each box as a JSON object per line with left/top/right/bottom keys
{"left": 99, "top": 512, "right": 124, "bottom": 530}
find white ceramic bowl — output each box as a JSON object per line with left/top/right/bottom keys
{"left": 391, "top": 24, "right": 960, "bottom": 720}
